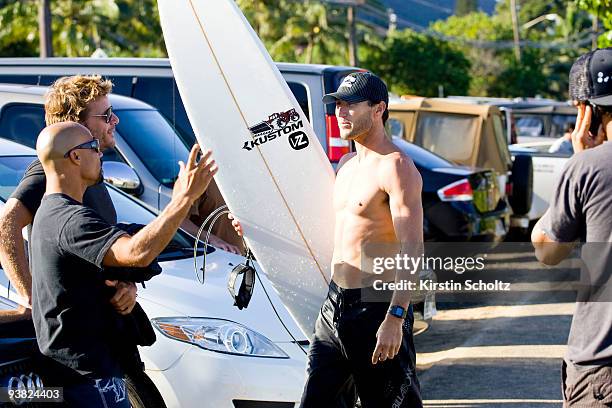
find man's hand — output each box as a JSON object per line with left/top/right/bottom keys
{"left": 208, "top": 234, "right": 241, "bottom": 254}
{"left": 228, "top": 213, "right": 243, "bottom": 236}
{"left": 372, "top": 316, "right": 403, "bottom": 364}
{"left": 173, "top": 145, "right": 218, "bottom": 203}
{"left": 105, "top": 280, "right": 137, "bottom": 315}
{"left": 572, "top": 104, "right": 606, "bottom": 153}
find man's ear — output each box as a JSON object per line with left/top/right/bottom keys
{"left": 67, "top": 151, "right": 80, "bottom": 163}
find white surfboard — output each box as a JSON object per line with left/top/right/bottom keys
{"left": 157, "top": 0, "right": 335, "bottom": 337}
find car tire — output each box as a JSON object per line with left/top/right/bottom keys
{"left": 126, "top": 371, "right": 167, "bottom": 408}
{"left": 509, "top": 154, "right": 533, "bottom": 216}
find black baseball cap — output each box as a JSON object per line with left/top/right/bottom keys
{"left": 569, "top": 48, "right": 612, "bottom": 106}
{"left": 322, "top": 72, "right": 389, "bottom": 106}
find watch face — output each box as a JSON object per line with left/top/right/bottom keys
{"left": 389, "top": 306, "right": 405, "bottom": 318}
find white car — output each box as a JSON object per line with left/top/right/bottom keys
{"left": 0, "top": 139, "right": 306, "bottom": 408}
{"left": 508, "top": 141, "right": 570, "bottom": 223}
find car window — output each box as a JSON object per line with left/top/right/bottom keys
{"left": 516, "top": 116, "right": 544, "bottom": 137}
{"left": 131, "top": 77, "right": 195, "bottom": 146}
{"left": 287, "top": 82, "right": 310, "bottom": 122}
{"left": 0, "top": 75, "right": 40, "bottom": 85}
{"left": 0, "top": 104, "right": 46, "bottom": 149}
{"left": 115, "top": 109, "right": 190, "bottom": 187}
{"left": 0, "top": 155, "right": 37, "bottom": 201}
{"left": 108, "top": 185, "right": 209, "bottom": 260}
{"left": 414, "top": 112, "right": 478, "bottom": 163}
{"left": 388, "top": 118, "right": 404, "bottom": 139}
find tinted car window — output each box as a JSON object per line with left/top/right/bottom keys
{"left": 0, "top": 75, "right": 39, "bottom": 85}
{"left": 287, "top": 82, "right": 310, "bottom": 122}
{"left": 0, "top": 104, "right": 45, "bottom": 148}
{"left": 115, "top": 109, "right": 190, "bottom": 186}
{"left": 0, "top": 155, "right": 36, "bottom": 201}
{"left": 415, "top": 112, "right": 478, "bottom": 164}
{"left": 132, "top": 77, "right": 195, "bottom": 146}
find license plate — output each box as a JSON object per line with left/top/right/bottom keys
{"left": 423, "top": 294, "right": 437, "bottom": 321}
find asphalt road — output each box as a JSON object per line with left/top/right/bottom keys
{"left": 414, "top": 245, "right": 579, "bottom": 408}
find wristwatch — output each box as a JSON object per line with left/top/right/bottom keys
{"left": 388, "top": 305, "right": 408, "bottom": 319}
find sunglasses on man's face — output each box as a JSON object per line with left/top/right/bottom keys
{"left": 63, "top": 138, "right": 101, "bottom": 158}
{"left": 90, "top": 106, "right": 114, "bottom": 124}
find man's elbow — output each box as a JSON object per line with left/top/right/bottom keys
{"left": 533, "top": 245, "right": 561, "bottom": 266}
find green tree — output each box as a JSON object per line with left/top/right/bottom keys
{"left": 431, "top": 12, "right": 510, "bottom": 96}
{"left": 0, "top": 1, "right": 38, "bottom": 57}
{"left": 455, "top": 0, "right": 478, "bottom": 16}
{"left": 0, "top": 0, "right": 165, "bottom": 57}
{"left": 577, "top": 0, "right": 612, "bottom": 46}
{"left": 363, "top": 29, "right": 471, "bottom": 97}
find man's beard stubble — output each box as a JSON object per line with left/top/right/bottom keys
{"left": 341, "top": 114, "right": 373, "bottom": 141}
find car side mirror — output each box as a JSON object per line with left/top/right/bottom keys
{"left": 102, "top": 161, "right": 143, "bottom": 197}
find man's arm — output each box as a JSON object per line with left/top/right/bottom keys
{"left": 372, "top": 154, "right": 424, "bottom": 364}
{"left": 104, "top": 145, "right": 217, "bottom": 267}
{"left": 531, "top": 210, "right": 575, "bottom": 265}
{"left": 0, "top": 199, "right": 33, "bottom": 307}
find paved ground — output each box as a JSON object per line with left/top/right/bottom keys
{"left": 414, "top": 246, "right": 579, "bottom": 408}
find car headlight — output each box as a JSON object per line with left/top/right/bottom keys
{"left": 151, "top": 317, "right": 289, "bottom": 358}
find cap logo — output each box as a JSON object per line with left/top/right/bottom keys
{"left": 597, "top": 72, "right": 610, "bottom": 83}
{"left": 340, "top": 76, "right": 357, "bottom": 88}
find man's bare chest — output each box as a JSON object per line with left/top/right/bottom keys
{"left": 334, "top": 164, "right": 387, "bottom": 215}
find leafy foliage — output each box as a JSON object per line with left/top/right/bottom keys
{"left": 0, "top": 0, "right": 165, "bottom": 57}
{"left": 577, "top": 0, "right": 612, "bottom": 46}
{"left": 363, "top": 29, "right": 471, "bottom": 97}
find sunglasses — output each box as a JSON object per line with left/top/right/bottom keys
{"left": 63, "top": 138, "right": 101, "bottom": 158}
{"left": 90, "top": 106, "right": 114, "bottom": 123}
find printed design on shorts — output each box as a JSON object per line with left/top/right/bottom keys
{"left": 386, "top": 365, "right": 414, "bottom": 408}
{"left": 244, "top": 108, "right": 308, "bottom": 151}
{"left": 597, "top": 72, "right": 610, "bottom": 83}
{"left": 94, "top": 378, "right": 127, "bottom": 403}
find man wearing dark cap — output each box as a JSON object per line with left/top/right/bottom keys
{"left": 296, "top": 71, "right": 423, "bottom": 406}
{"left": 532, "top": 48, "right": 612, "bottom": 407}
{"left": 233, "top": 72, "right": 423, "bottom": 407}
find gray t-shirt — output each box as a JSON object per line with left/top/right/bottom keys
{"left": 545, "top": 141, "right": 612, "bottom": 367}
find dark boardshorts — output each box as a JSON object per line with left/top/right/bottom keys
{"left": 300, "top": 281, "right": 422, "bottom": 408}
{"left": 562, "top": 361, "right": 612, "bottom": 407}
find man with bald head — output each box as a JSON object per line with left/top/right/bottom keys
{"left": 31, "top": 122, "right": 217, "bottom": 407}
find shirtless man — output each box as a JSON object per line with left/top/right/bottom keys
{"left": 233, "top": 72, "right": 423, "bottom": 407}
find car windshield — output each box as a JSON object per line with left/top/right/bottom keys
{"left": 0, "top": 155, "right": 204, "bottom": 260}
{"left": 115, "top": 109, "right": 190, "bottom": 187}
{"left": 414, "top": 112, "right": 479, "bottom": 164}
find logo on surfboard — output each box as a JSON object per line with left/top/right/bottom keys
{"left": 244, "top": 108, "right": 309, "bottom": 151}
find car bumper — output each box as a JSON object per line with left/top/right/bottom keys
{"left": 425, "top": 201, "right": 510, "bottom": 241}
{"left": 146, "top": 341, "right": 306, "bottom": 408}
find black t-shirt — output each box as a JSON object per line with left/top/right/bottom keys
{"left": 10, "top": 159, "right": 117, "bottom": 224}
{"left": 31, "top": 193, "right": 126, "bottom": 376}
